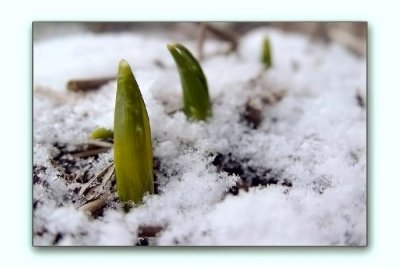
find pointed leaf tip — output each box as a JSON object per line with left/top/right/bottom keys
{"left": 119, "top": 59, "right": 129, "bottom": 67}
{"left": 118, "top": 59, "right": 132, "bottom": 76}
{"left": 167, "top": 43, "right": 212, "bottom": 121}
{"left": 261, "top": 38, "right": 272, "bottom": 68}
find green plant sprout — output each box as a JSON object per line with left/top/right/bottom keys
{"left": 261, "top": 37, "right": 272, "bottom": 68}
{"left": 113, "top": 59, "right": 154, "bottom": 203}
{"left": 89, "top": 127, "right": 114, "bottom": 140}
{"left": 167, "top": 43, "right": 212, "bottom": 121}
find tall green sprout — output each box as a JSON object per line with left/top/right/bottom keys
{"left": 167, "top": 43, "right": 212, "bottom": 121}
{"left": 262, "top": 37, "right": 272, "bottom": 68}
{"left": 114, "top": 59, "right": 154, "bottom": 203}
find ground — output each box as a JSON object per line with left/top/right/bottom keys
{"left": 33, "top": 23, "right": 366, "bottom": 246}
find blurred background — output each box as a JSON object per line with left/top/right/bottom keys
{"left": 33, "top": 22, "right": 367, "bottom": 57}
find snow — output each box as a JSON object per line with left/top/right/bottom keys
{"left": 33, "top": 26, "right": 366, "bottom": 246}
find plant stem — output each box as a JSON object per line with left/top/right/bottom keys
{"left": 114, "top": 60, "right": 154, "bottom": 203}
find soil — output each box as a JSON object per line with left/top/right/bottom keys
{"left": 33, "top": 135, "right": 294, "bottom": 245}
{"left": 211, "top": 152, "right": 293, "bottom": 195}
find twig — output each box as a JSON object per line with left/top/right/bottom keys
{"left": 79, "top": 194, "right": 109, "bottom": 216}
{"left": 196, "top": 23, "right": 238, "bottom": 60}
{"left": 79, "top": 162, "right": 115, "bottom": 199}
{"left": 196, "top": 23, "right": 208, "bottom": 60}
{"left": 67, "top": 77, "right": 116, "bottom": 92}
{"left": 203, "top": 23, "right": 238, "bottom": 51}
{"left": 71, "top": 147, "right": 110, "bottom": 159}
{"left": 138, "top": 225, "right": 164, "bottom": 237}
{"left": 88, "top": 140, "right": 113, "bottom": 148}
{"left": 70, "top": 140, "right": 113, "bottom": 159}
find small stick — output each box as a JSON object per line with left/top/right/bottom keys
{"left": 79, "top": 194, "right": 109, "bottom": 216}
{"left": 88, "top": 140, "right": 113, "bottom": 148}
{"left": 203, "top": 23, "right": 238, "bottom": 52}
{"left": 197, "top": 23, "right": 208, "bottom": 60}
{"left": 196, "top": 23, "right": 238, "bottom": 60}
{"left": 71, "top": 147, "right": 110, "bottom": 159}
{"left": 67, "top": 77, "right": 116, "bottom": 92}
{"left": 78, "top": 162, "right": 115, "bottom": 197}
{"left": 138, "top": 225, "right": 164, "bottom": 237}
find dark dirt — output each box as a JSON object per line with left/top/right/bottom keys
{"left": 52, "top": 232, "right": 64, "bottom": 245}
{"left": 356, "top": 92, "right": 365, "bottom": 108}
{"left": 33, "top": 144, "right": 293, "bottom": 245}
{"left": 240, "top": 103, "right": 263, "bottom": 129}
{"left": 211, "top": 152, "right": 293, "bottom": 195}
{"left": 135, "top": 238, "right": 149, "bottom": 246}
{"left": 33, "top": 165, "right": 48, "bottom": 186}
{"left": 134, "top": 225, "right": 164, "bottom": 246}
{"left": 51, "top": 142, "right": 109, "bottom": 184}
{"left": 138, "top": 225, "right": 164, "bottom": 237}
{"left": 35, "top": 227, "right": 48, "bottom": 237}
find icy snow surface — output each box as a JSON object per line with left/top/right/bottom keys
{"left": 33, "top": 28, "right": 366, "bottom": 246}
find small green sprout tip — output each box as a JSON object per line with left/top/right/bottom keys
{"left": 261, "top": 37, "right": 272, "bottom": 69}
{"left": 167, "top": 43, "right": 212, "bottom": 121}
{"left": 90, "top": 127, "right": 114, "bottom": 140}
{"left": 114, "top": 59, "right": 154, "bottom": 203}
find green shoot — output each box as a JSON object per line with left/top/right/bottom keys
{"left": 261, "top": 37, "right": 272, "bottom": 68}
{"left": 114, "top": 59, "right": 154, "bottom": 203}
{"left": 167, "top": 43, "right": 212, "bottom": 121}
{"left": 90, "top": 127, "right": 114, "bottom": 140}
